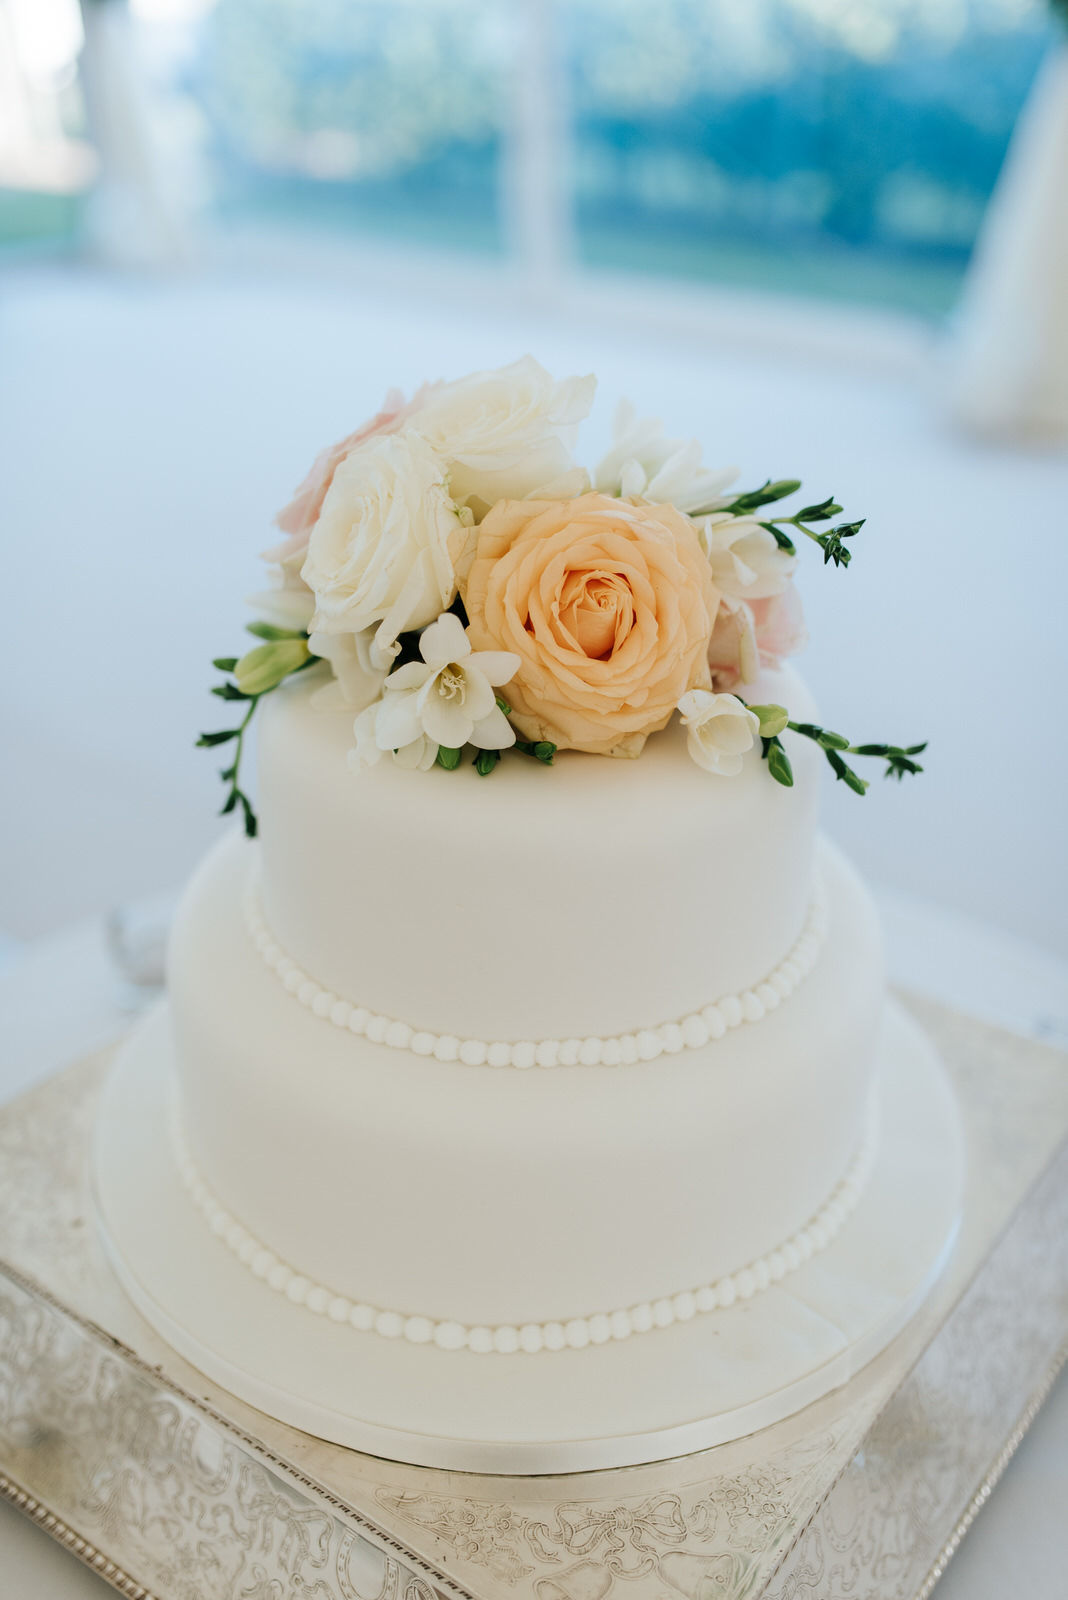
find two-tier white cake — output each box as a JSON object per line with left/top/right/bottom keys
{"left": 94, "top": 359, "right": 963, "bottom": 1472}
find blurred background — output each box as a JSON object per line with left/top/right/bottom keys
{"left": 2, "top": 0, "right": 1067, "bottom": 1079}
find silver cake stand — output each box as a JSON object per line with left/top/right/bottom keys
{"left": 1, "top": 992, "right": 1067, "bottom": 1600}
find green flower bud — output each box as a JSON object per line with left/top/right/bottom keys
{"left": 235, "top": 638, "right": 309, "bottom": 696}
{"left": 747, "top": 703, "right": 789, "bottom": 738}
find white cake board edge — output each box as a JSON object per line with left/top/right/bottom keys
{"left": 92, "top": 998, "right": 963, "bottom": 1475}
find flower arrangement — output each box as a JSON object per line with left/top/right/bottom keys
{"left": 200, "top": 357, "right": 924, "bottom": 833}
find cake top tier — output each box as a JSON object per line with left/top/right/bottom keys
{"left": 198, "top": 356, "right": 925, "bottom": 829}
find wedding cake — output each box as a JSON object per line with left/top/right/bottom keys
{"left": 94, "top": 359, "right": 963, "bottom": 1473}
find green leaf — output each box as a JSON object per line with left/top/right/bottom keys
{"left": 495, "top": 695, "right": 512, "bottom": 716}
{"left": 196, "top": 728, "right": 239, "bottom": 747}
{"left": 762, "top": 735, "right": 794, "bottom": 787}
{"left": 212, "top": 682, "right": 252, "bottom": 701}
{"left": 245, "top": 621, "right": 309, "bottom": 641}
{"left": 827, "top": 749, "right": 869, "bottom": 794}
{"left": 235, "top": 638, "right": 310, "bottom": 696}
{"left": 760, "top": 522, "right": 797, "bottom": 554}
{"left": 746, "top": 703, "right": 789, "bottom": 737}
{"left": 220, "top": 791, "right": 238, "bottom": 815}
{"left": 831, "top": 518, "right": 865, "bottom": 539}
{"left": 435, "top": 746, "right": 463, "bottom": 770}
{"left": 238, "top": 792, "right": 258, "bottom": 838}
{"left": 795, "top": 496, "right": 841, "bottom": 522}
{"left": 726, "top": 478, "right": 802, "bottom": 514}
{"left": 212, "top": 657, "right": 239, "bottom": 672}
{"left": 474, "top": 748, "right": 501, "bottom": 776}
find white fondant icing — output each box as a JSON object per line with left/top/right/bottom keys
{"left": 171, "top": 1093, "right": 878, "bottom": 1353}
{"left": 168, "top": 829, "right": 883, "bottom": 1329}
{"left": 241, "top": 870, "right": 828, "bottom": 1066}
{"left": 254, "top": 664, "right": 822, "bottom": 1043}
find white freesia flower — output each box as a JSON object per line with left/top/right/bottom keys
{"left": 246, "top": 547, "right": 316, "bottom": 630}
{"left": 694, "top": 512, "right": 796, "bottom": 601}
{"left": 373, "top": 611, "right": 520, "bottom": 756}
{"left": 307, "top": 627, "right": 397, "bottom": 712}
{"left": 593, "top": 398, "right": 737, "bottom": 515}
{"left": 349, "top": 702, "right": 439, "bottom": 772}
{"left": 302, "top": 430, "right": 467, "bottom": 659}
{"left": 677, "top": 690, "right": 760, "bottom": 776}
{"left": 408, "top": 355, "right": 596, "bottom": 515}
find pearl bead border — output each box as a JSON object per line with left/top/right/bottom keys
{"left": 243, "top": 875, "right": 828, "bottom": 1068}
{"left": 172, "top": 1097, "right": 878, "bottom": 1356}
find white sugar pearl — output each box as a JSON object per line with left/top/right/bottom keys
{"left": 434, "top": 1321, "right": 467, "bottom": 1351}
{"left": 768, "top": 1251, "right": 787, "bottom": 1282}
{"left": 610, "top": 1309, "right": 633, "bottom": 1340}
{"left": 798, "top": 1232, "right": 815, "bottom": 1261}
{"left": 327, "top": 1296, "right": 351, "bottom": 1322}
{"left": 459, "top": 1038, "right": 488, "bottom": 1066}
{"left": 652, "top": 1298, "right": 675, "bottom": 1328}
{"left": 311, "top": 990, "right": 335, "bottom": 1018}
{"left": 735, "top": 1268, "right": 757, "bottom": 1300}
{"left": 558, "top": 1039, "right": 581, "bottom": 1066}
{"left": 752, "top": 1260, "right": 770, "bottom": 1292}
{"left": 306, "top": 1286, "right": 329, "bottom": 1315}
{"left": 238, "top": 1238, "right": 258, "bottom": 1266}
{"left": 493, "top": 1326, "right": 520, "bottom": 1354}
{"left": 809, "top": 1222, "right": 830, "bottom": 1251}
{"left": 225, "top": 1222, "right": 246, "bottom": 1251}
{"left": 715, "top": 1276, "right": 737, "bottom": 1308}
{"left": 385, "top": 1020, "right": 412, "bottom": 1050}
{"left": 695, "top": 1285, "right": 717, "bottom": 1312}
{"left": 535, "top": 1040, "right": 560, "bottom": 1068}
{"left": 330, "top": 999, "right": 353, "bottom": 1027}
{"left": 756, "top": 983, "right": 780, "bottom": 1011}
{"left": 404, "top": 1316, "right": 434, "bottom": 1345}
{"left": 770, "top": 971, "right": 793, "bottom": 999}
{"left": 276, "top": 957, "right": 295, "bottom": 978}
{"left": 717, "top": 995, "right": 743, "bottom": 1029}
{"left": 468, "top": 1326, "right": 494, "bottom": 1354}
{"left": 619, "top": 1035, "right": 639, "bottom": 1064}
{"left": 263, "top": 944, "right": 282, "bottom": 968}
{"left": 511, "top": 1041, "right": 537, "bottom": 1069}
{"left": 542, "top": 1323, "right": 566, "bottom": 1351}
{"left": 364, "top": 1014, "right": 388, "bottom": 1044}
{"left": 209, "top": 1210, "right": 230, "bottom": 1236}
{"left": 681, "top": 1014, "right": 710, "bottom": 1049}
{"left": 251, "top": 1249, "right": 275, "bottom": 1278}
{"left": 636, "top": 1030, "right": 662, "bottom": 1061}
{"left": 349, "top": 1303, "right": 376, "bottom": 1331}
{"left": 434, "top": 1035, "right": 459, "bottom": 1062}
{"left": 267, "top": 1263, "right": 292, "bottom": 1293}
{"left": 587, "top": 1313, "right": 612, "bottom": 1345}
{"left": 519, "top": 1323, "right": 544, "bottom": 1354}
{"left": 579, "top": 1037, "right": 602, "bottom": 1066}
{"left": 285, "top": 1275, "right": 311, "bottom": 1305}
{"left": 740, "top": 991, "right": 765, "bottom": 1023}
{"left": 411, "top": 1031, "right": 435, "bottom": 1056}
{"left": 672, "top": 1291, "right": 697, "bottom": 1321}
{"left": 283, "top": 969, "right": 304, "bottom": 994}
{"left": 348, "top": 1007, "right": 370, "bottom": 1035}
{"left": 564, "top": 1319, "right": 590, "bottom": 1350}
{"left": 487, "top": 1041, "right": 512, "bottom": 1067}
{"left": 783, "top": 1242, "right": 802, "bottom": 1272}
{"left": 701, "top": 1005, "right": 728, "bottom": 1039}
{"left": 601, "top": 1037, "right": 622, "bottom": 1066}
{"left": 629, "top": 1302, "right": 654, "bottom": 1333}
{"left": 779, "top": 960, "right": 801, "bottom": 986}
{"left": 659, "top": 1022, "right": 684, "bottom": 1053}
{"left": 375, "top": 1311, "right": 403, "bottom": 1339}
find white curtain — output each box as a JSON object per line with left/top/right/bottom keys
{"left": 946, "top": 41, "right": 1068, "bottom": 441}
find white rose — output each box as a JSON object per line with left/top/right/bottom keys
{"left": 694, "top": 512, "right": 796, "bottom": 600}
{"left": 407, "top": 355, "right": 596, "bottom": 516}
{"left": 373, "top": 611, "right": 519, "bottom": 754}
{"left": 677, "top": 690, "right": 760, "bottom": 776}
{"left": 593, "top": 397, "right": 737, "bottom": 515}
{"left": 302, "top": 430, "right": 467, "bottom": 658}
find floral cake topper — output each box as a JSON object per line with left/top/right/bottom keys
{"left": 200, "top": 357, "right": 924, "bottom": 834}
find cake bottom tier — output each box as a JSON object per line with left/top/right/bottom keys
{"left": 164, "top": 831, "right": 884, "bottom": 1331}
{"left": 94, "top": 997, "right": 963, "bottom": 1473}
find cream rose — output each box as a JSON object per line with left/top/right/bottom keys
{"left": 301, "top": 430, "right": 468, "bottom": 659}
{"left": 462, "top": 493, "right": 719, "bottom": 757}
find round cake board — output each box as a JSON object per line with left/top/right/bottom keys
{"left": 93, "top": 999, "right": 963, "bottom": 1475}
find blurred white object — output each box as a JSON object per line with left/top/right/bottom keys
{"left": 503, "top": 0, "right": 572, "bottom": 298}
{"left": 78, "top": 0, "right": 191, "bottom": 268}
{"left": 946, "top": 41, "right": 1068, "bottom": 441}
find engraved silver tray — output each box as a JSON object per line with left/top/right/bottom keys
{"left": 1, "top": 993, "right": 1066, "bottom": 1600}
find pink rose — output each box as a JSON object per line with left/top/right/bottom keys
{"left": 708, "top": 583, "right": 807, "bottom": 690}
{"left": 750, "top": 583, "right": 808, "bottom": 667}
{"left": 270, "top": 383, "right": 439, "bottom": 560}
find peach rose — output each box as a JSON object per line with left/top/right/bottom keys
{"left": 462, "top": 493, "right": 719, "bottom": 756}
